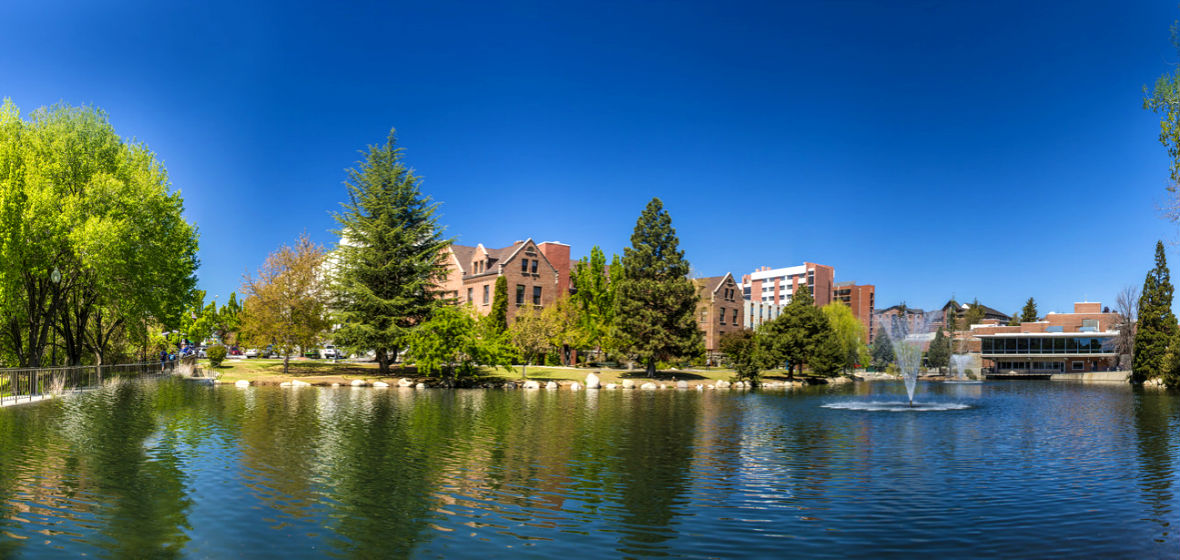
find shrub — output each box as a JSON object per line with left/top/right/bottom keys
{"left": 207, "top": 345, "right": 228, "bottom": 367}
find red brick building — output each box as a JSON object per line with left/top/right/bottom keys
{"left": 971, "top": 302, "right": 1121, "bottom": 374}
{"left": 440, "top": 239, "right": 571, "bottom": 324}
{"left": 695, "top": 273, "right": 744, "bottom": 355}
{"left": 833, "top": 282, "right": 875, "bottom": 342}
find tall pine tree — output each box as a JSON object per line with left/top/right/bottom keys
{"left": 489, "top": 275, "right": 508, "bottom": 334}
{"left": 615, "top": 198, "right": 703, "bottom": 376}
{"left": 1132, "top": 241, "right": 1177, "bottom": 384}
{"left": 331, "top": 129, "right": 451, "bottom": 376}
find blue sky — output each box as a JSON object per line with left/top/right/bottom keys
{"left": 1, "top": 0, "right": 1177, "bottom": 316}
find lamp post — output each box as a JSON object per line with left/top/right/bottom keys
{"left": 50, "top": 267, "right": 61, "bottom": 367}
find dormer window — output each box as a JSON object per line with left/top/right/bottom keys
{"left": 521, "top": 259, "right": 528, "bottom": 273}
{"left": 531, "top": 259, "right": 538, "bottom": 274}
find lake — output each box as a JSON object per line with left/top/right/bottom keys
{"left": 0, "top": 378, "right": 1176, "bottom": 558}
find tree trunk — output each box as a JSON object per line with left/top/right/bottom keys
{"left": 646, "top": 357, "right": 656, "bottom": 378}
{"left": 283, "top": 352, "right": 290, "bottom": 374}
{"left": 376, "top": 348, "right": 389, "bottom": 376}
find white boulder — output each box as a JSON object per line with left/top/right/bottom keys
{"left": 569, "top": 382, "right": 582, "bottom": 391}
{"left": 676, "top": 380, "right": 689, "bottom": 389}
{"left": 640, "top": 382, "right": 658, "bottom": 390}
{"left": 622, "top": 379, "right": 636, "bottom": 389}
{"left": 716, "top": 380, "right": 731, "bottom": 389}
{"left": 695, "top": 384, "right": 704, "bottom": 391}
{"left": 585, "top": 372, "right": 601, "bottom": 389}
{"left": 605, "top": 383, "right": 618, "bottom": 390}
{"left": 398, "top": 378, "right": 414, "bottom": 387}
{"left": 415, "top": 382, "right": 426, "bottom": 389}
{"left": 545, "top": 381, "right": 558, "bottom": 390}
{"left": 234, "top": 380, "right": 250, "bottom": 388}
{"left": 292, "top": 380, "right": 311, "bottom": 387}
{"left": 523, "top": 380, "right": 541, "bottom": 389}
{"left": 351, "top": 379, "right": 367, "bottom": 387}
{"left": 372, "top": 381, "right": 390, "bottom": 388}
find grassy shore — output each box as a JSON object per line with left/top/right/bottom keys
{"left": 201, "top": 358, "right": 827, "bottom": 387}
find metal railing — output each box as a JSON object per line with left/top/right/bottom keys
{"left": 0, "top": 359, "right": 177, "bottom": 406}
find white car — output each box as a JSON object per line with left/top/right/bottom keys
{"left": 320, "top": 345, "right": 340, "bottom": 359}
{"left": 244, "top": 348, "right": 259, "bottom": 358}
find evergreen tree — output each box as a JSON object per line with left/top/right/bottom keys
{"left": 1133, "top": 241, "right": 1177, "bottom": 384}
{"left": 764, "top": 284, "right": 829, "bottom": 379}
{"left": 331, "top": 129, "right": 451, "bottom": 376}
{"left": 963, "top": 299, "right": 985, "bottom": 326}
{"left": 615, "top": 198, "right": 703, "bottom": 376}
{"left": 1008, "top": 313, "right": 1020, "bottom": 327}
{"left": 871, "top": 328, "right": 895, "bottom": 368}
{"left": 927, "top": 327, "right": 950, "bottom": 371}
{"left": 808, "top": 327, "right": 845, "bottom": 377}
{"left": 489, "top": 275, "right": 508, "bottom": 335}
{"left": 719, "top": 328, "right": 773, "bottom": 385}
{"left": 1020, "top": 297, "right": 1038, "bottom": 323}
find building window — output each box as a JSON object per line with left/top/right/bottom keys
{"left": 467, "top": 287, "right": 473, "bottom": 303}
{"left": 531, "top": 259, "right": 538, "bottom": 274}
{"left": 1072, "top": 361, "right": 1084, "bottom": 371}
{"left": 483, "top": 285, "right": 489, "bottom": 305}
{"left": 701, "top": 311, "right": 707, "bottom": 322}
{"left": 521, "top": 259, "right": 529, "bottom": 273}
{"left": 516, "top": 284, "right": 525, "bottom": 305}
{"left": 720, "top": 307, "right": 726, "bottom": 324}
{"left": 533, "top": 286, "right": 542, "bottom": 305}
{"left": 732, "top": 309, "right": 738, "bottom": 324}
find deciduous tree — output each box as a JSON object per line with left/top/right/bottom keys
{"left": 407, "top": 304, "right": 512, "bottom": 383}
{"left": 240, "top": 234, "right": 331, "bottom": 374}
{"left": 821, "top": 301, "right": 869, "bottom": 373}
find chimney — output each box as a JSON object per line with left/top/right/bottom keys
{"left": 537, "top": 241, "right": 571, "bottom": 295}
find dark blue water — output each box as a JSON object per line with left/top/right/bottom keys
{"left": 0, "top": 379, "right": 1176, "bottom": 558}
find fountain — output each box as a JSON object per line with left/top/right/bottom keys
{"left": 949, "top": 354, "right": 973, "bottom": 381}
{"left": 877, "top": 310, "right": 936, "bottom": 406}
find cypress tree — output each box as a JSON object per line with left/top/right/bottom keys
{"left": 489, "top": 275, "right": 508, "bottom": 334}
{"left": 1132, "top": 241, "right": 1177, "bottom": 384}
{"left": 927, "top": 327, "right": 949, "bottom": 371}
{"left": 331, "top": 129, "right": 451, "bottom": 376}
{"left": 615, "top": 198, "right": 703, "bottom": 376}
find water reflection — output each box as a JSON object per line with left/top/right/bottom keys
{"left": 1133, "top": 387, "right": 1178, "bottom": 545}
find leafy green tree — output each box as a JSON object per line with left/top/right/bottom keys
{"left": 489, "top": 276, "right": 508, "bottom": 335}
{"left": 330, "top": 129, "right": 451, "bottom": 376}
{"left": 1133, "top": 241, "right": 1178, "bottom": 384}
{"left": 240, "top": 234, "right": 331, "bottom": 374}
{"left": 0, "top": 101, "right": 197, "bottom": 367}
{"left": 822, "top": 301, "right": 869, "bottom": 373}
{"left": 719, "top": 328, "right": 773, "bottom": 384}
{"left": 1144, "top": 23, "right": 1180, "bottom": 217}
{"left": 407, "top": 304, "right": 512, "bottom": 383}
{"left": 927, "top": 327, "right": 950, "bottom": 372}
{"left": 508, "top": 305, "right": 558, "bottom": 377}
{"left": 615, "top": 198, "right": 703, "bottom": 376}
{"left": 206, "top": 344, "right": 227, "bottom": 367}
{"left": 570, "top": 246, "right": 622, "bottom": 360}
{"left": 871, "top": 328, "right": 895, "bottom": 368}
{"left": 1020, "top": 297, "right": 1038, "bottom": 323}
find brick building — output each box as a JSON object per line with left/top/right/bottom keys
{"left": 971, "top": 302, "right": 1121, "bottom": 374}
{"left": 740, "top": 263, "right": 834, "bottom": 307}
{"left": 695, "top": 273, "right": 744, "bottom": 355}
{"left": 440, "top": 239, "right": 571, "bottom": 324}
{"left": 833, "top": 282, "right": 875, "bottom": 342}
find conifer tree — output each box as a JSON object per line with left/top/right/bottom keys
{"left": 764, "top": 284, "right": 830, "bottom": 379}
{"left": 871, "top": 328, "right": 895, "bottom": 368}
{"left": 489, "top": 275, "right": 508, "bottom": 335}
{"left": 927, "top": 327, "right": 950, "bottom": 371}
{"left": 615, "top": 198, "right": 703, "bottom": 376}
{"left": 1133, "top": 241, "right": 1177, "bottom": 384}
{"left": 331, "top": 129, "right": 451, "bottom": 376}
{"left": 1020, "top": 297, "right": 1038, "bottom": 323}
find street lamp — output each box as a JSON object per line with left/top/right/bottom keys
{"left": 50, "top": 267, "right": 61, "bottom": 367}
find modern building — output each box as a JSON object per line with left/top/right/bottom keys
{"left": 440, "top": 239, "right": 571, "bottom": 324}
{"left": 744, "top": 299, "right": 784, "bottom": 330}
{"left": 740, "top": 263, "right": 834, "bottom": 307}
{"left": 973, "top": 302, "right": 1120, "bottom": 374}
{"left": 695, "top": 273, "right": 745, "bottom": 356}
{"left": 833, "top": 282, "right": 875, "bottom": 342}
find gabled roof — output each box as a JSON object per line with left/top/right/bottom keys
{"left": 447, "top": 238, "right": 557, "bottom": 279}
{"left": 694, "top": 273, "right": 733, "bottom": 296}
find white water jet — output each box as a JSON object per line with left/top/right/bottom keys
{"left": 822, "top": 401, "right": 971, "bottom": 412}
{"left": 876, "top": 311, "right": 938, "bottom": 406}
{"left": 950, "top": 354, "right": 972, "bottom": 381}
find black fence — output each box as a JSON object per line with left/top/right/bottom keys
{"left": 0, "top": 360, "right": 177, "bottom": 406}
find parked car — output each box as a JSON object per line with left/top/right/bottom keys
{"left": 320, "top": 345, "right": 340, "bottom": 359}
{"left": 244, "top": 348, "right": 259, "bottom": 358}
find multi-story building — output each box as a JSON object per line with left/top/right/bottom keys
{"left": 744, "top": 300, "right": 784, "bottom": 330}
{"left": 695, "top": 273, "right": 744, "bottom": 355}
{"left": 440, "top": 239, "right": 571, "bottom": 324}
{"left": 833, "top": 282, "right": 875, "bottom": 342}
{"left": 972, "top": 302, "right": 1121, "bottom": 374}
{"left": 740, "top": 263, "right": 834, "bottom": 306}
